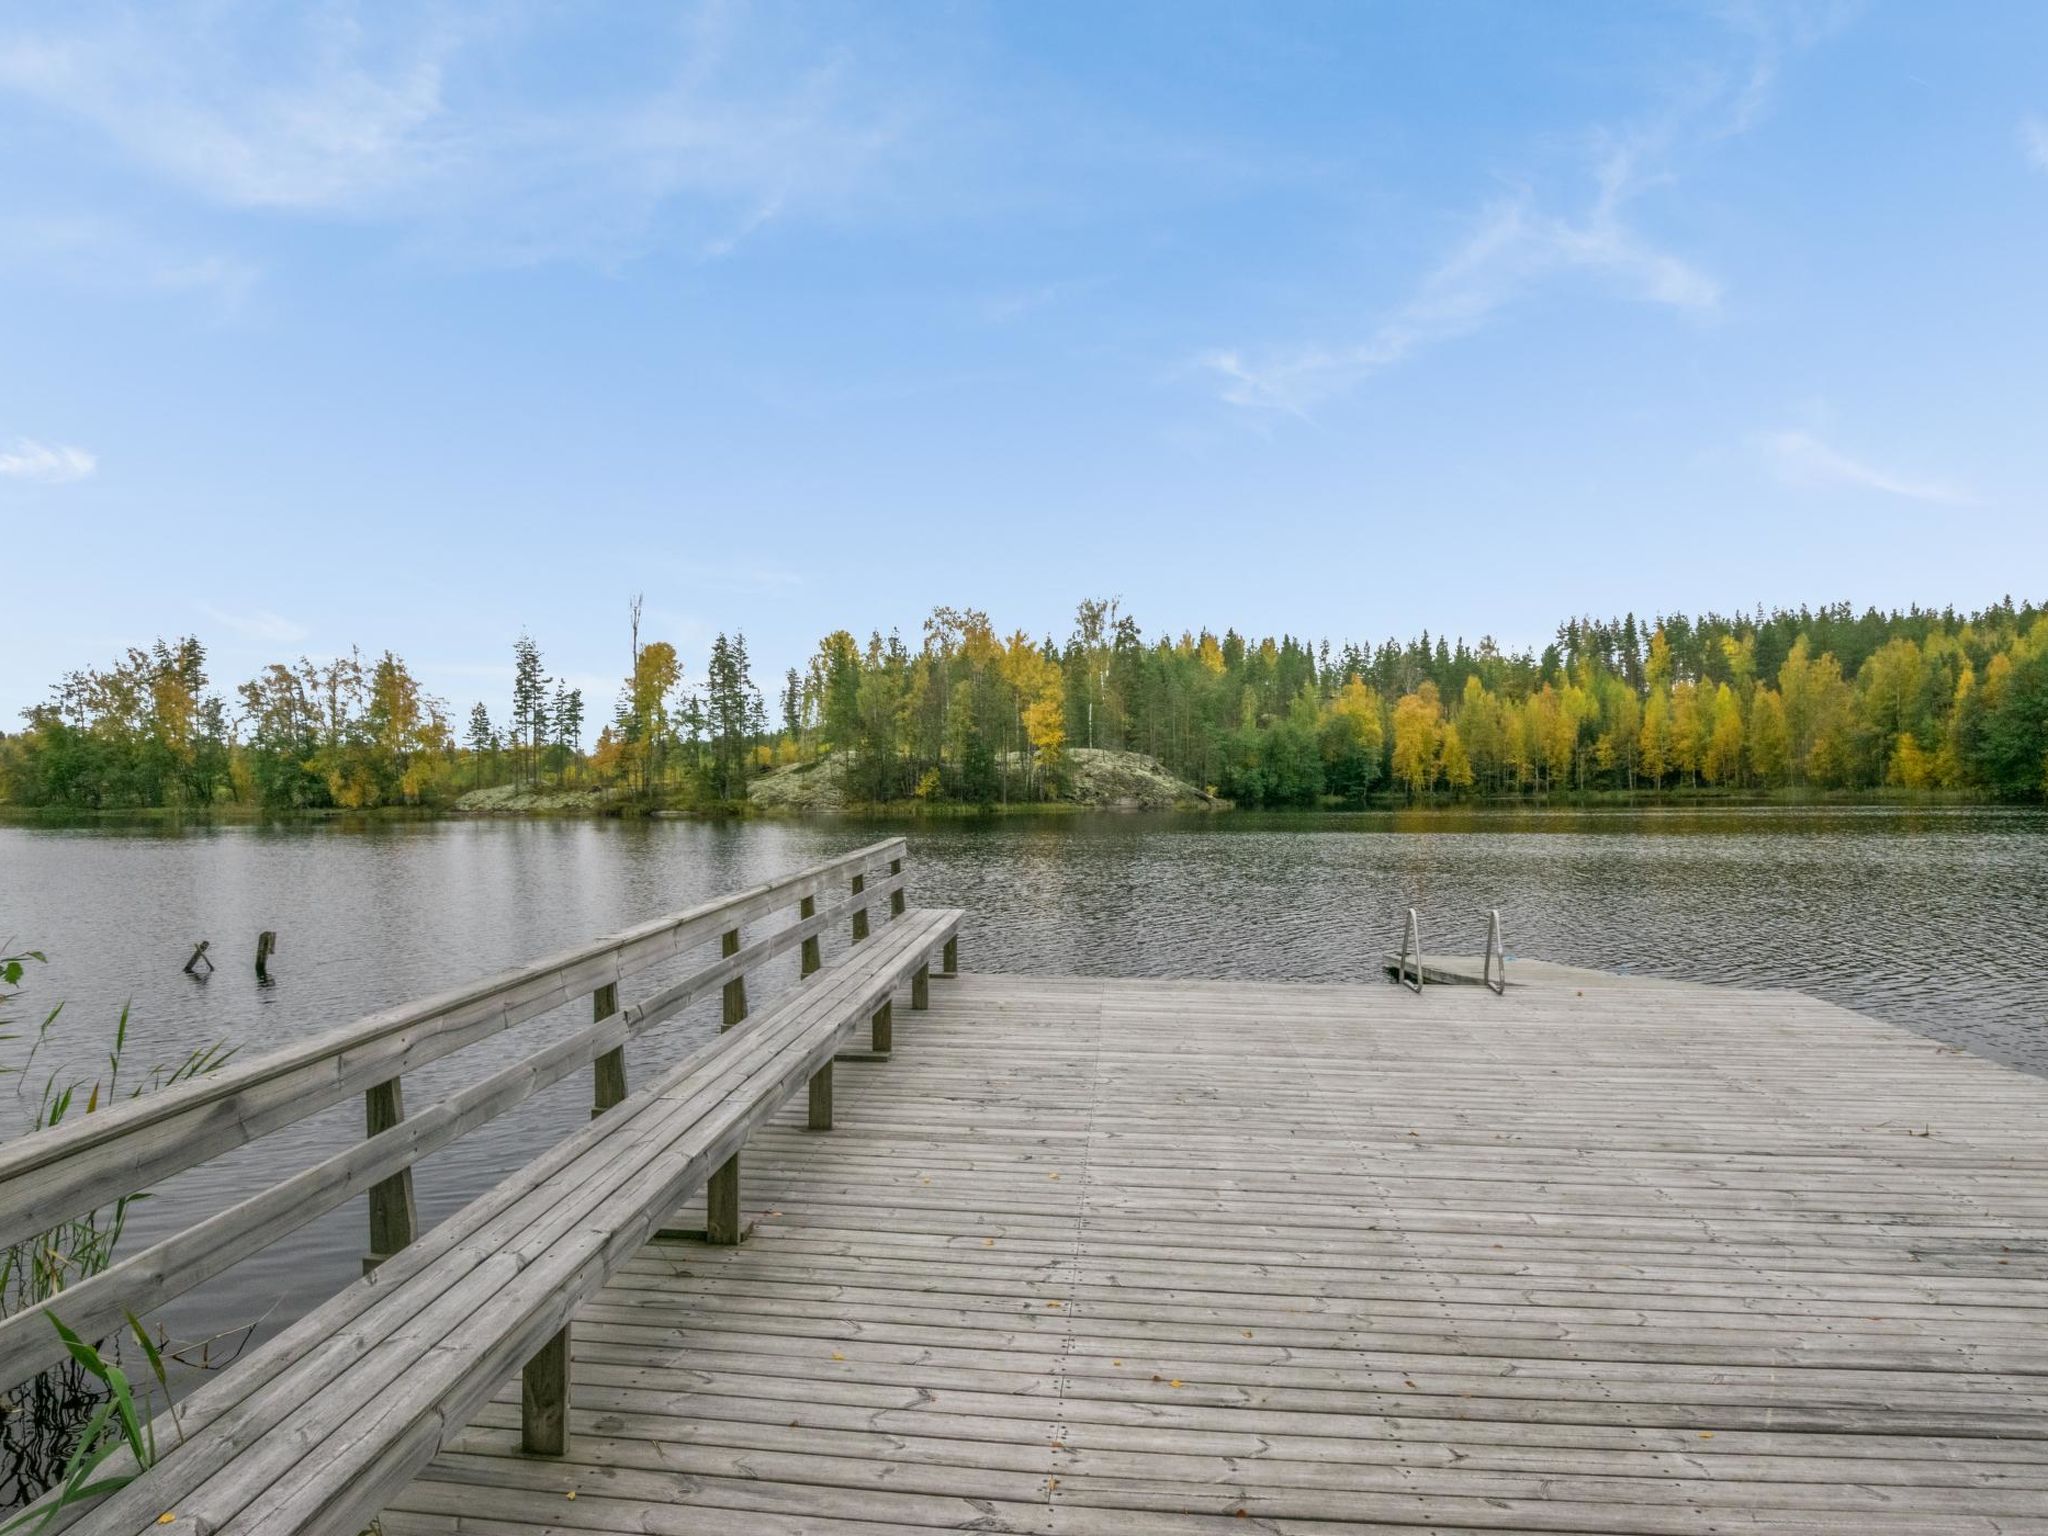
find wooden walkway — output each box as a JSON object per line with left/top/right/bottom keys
{"left": 384, "top": 967, "right": 2048, "bottom": 1535}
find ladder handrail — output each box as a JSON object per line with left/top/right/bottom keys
{"left": 1396, "top": 908, "right": 1423, "bottom": 993}
{"left": 1483, "top": 909, "right": 1507, "bottom": 995}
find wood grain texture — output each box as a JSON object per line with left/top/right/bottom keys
{"left": 36, "top": 906, "right": 962, "bottom": 1536}
{"left": 371, "top": 968, "right": 2048, "bottom": 1536}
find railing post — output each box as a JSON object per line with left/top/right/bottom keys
{"left": 850, "top": 873, "right": 869, "bottom": 944}
{"left": 912, "top": 964, "right": 930, "bottom": 1011}
{"left": 363, "top": 1078, "right": 417, "bottom": 1274}
{"left": 707, "top": 1153, "right": 742, "bottom": 1244}
{"left": 889, "top": 855, "right": 906, "bottom": 918}
{"left": 941, "top": 936, "right": 958, "bottom": 976}
{"left": 871, "top": 999, "right": 892, "bottom": 1054}
{"left": 521, "top": 1324, "right": 571, "bottom": 1455}
{"left": 591, "top": 982, "right": 625, "bottom": 1116}
{"left": 721, "top": 928, "right": 748, "bottom": 1031}
{"left": 808, "top": 1062, "right": 833, "bottom": 1131}
{"left": 799, "top": 894, "right": 821, "bottom": 978}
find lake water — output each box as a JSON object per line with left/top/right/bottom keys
{"left": 2, "top": 807, "right": 2045, "bottom": 1360}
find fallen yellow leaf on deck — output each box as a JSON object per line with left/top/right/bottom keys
{"left": 831, "top": 1350, "right": 845, "bottom": 1360}
{"left": 1169, "top": 1378, "right": 1184, "bottom": 1388}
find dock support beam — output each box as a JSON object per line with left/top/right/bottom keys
{"left": 890, "top": 856, "right": 906, "bottom": 918}
{"left": 850, "top": 874, "right": 869, "bottom": 944}
{"left": 363, "top": 1077, "right": 417, "bottom": 1273}
{"left": 707, "top": 1154, "right": 742, "bottom": 1244}
{"left": 912, "top": 964, "right": 930, "bottom": 1011}
{"left": 808, "top": 1063, "right": 833, "bottom": 1130}
{"left": 521, "top": 1325, "right": 571, "bottom": 1456}
{"left": 941, "top": 937, "right": 958, "bottom": 977}
{"left": 871, "top": 1000, "right": 892, "bottom": 1055}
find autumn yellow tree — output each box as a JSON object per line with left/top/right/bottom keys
{"left": 1456, "top": 676, "right": 1505, "bottom": 791}
{"left": 1390, "top": 683, "right": 1442, "bottom": 796}
{"left": 1701, "top": 683, "right": 1745, "bottom": 786}
{"left": 1747, "top": 688, "right": 1789, "bottom": 786}
{"left": 1667, "top": 681, "right": 1703, "bottom": 787}
{"left": 626, "top": 640, "right": 681, "bottom": 792}
{"left": 1638, "top": 690, "right": 1670, "bottom": 787}
{"left": 1438, "top": 721, "right": 1474, "bottom": 790}
{"left": 1319, "top": 674, "right": 1386, "bottom": 801}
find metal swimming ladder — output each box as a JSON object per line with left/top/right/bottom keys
{"left": 1395, "top": 908, "right": 1423, "bottom": 993}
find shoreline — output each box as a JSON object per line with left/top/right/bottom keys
{"left": 0, "top": 785, "right": 2015, "bottom": 827}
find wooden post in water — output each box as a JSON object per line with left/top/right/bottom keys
{"left": 889, "top": 856, "right": 906, "bottom": 918}
{"left": 808, "top": 1062, "right": 833, "bottom": 1130}
{"left": 591, "top": 982, "right": 625, "bottom": 1116}
{"left": 706, "top": 1155, "right": 742, "bottom": 1244}
{"left": 254, "top": 931, "right": 277, "bottom": 980}
{"left": 799, "top": 894, "right": 821, "bottom": 978}
{"left": 363, "top": 1078, "right": 417, "bottom": 1273}
{"left": 721, "top": 929, "right": 747, "bottom": 1030}
{"left": 521, "top": 1324, "right": 571, "bottom": 1456}
{"left": 850, "top": 873, "right": 869, "bottom": 944}
{"left": 183, "top": 941, "right": 213, "bottom": 976}
{"left": 871, "top": 1000, "right": 892, "bottom": 1054}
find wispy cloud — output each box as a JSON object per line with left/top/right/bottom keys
{"left": 2025, "top": 115, "right": 2048, "bottom": 172}
{"left": 200, "top": 605, "right": 310, "bottom": 645}
{"left": 0, "top": 5, "right": 929, "bottom": 269}
{"left": 0, "top": 437, "right": 95, "bottom": 483}
{"left": 983, "top": 278, "right": 1103, "bottom": 324}
{"left": 0, "top": 212, "right": 259, "bottom": 310}
{"left": 1200, "top": 9, "right": 1840, "bottom": 417}
{"left": 1764, "top": 429, "right": 1974, "bottom": 506}
{"left": 1203, "top": 154, "right": 1721, "bottom": 417}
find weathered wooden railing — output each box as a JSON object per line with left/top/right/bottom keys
{"left": 0, "top": 836, "right": 916, "bottom": 1398}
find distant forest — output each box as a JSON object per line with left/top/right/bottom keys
{"left": 3, "top": 597, "right": 2045, "bottom": 811}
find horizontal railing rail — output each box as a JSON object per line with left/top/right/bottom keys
{"left": 0, "top": 836, "right": 911, "bottom": 1396}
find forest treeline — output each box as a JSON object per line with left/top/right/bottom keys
{"left": 3, "top": 597, "right": 2045, "bottom": 811}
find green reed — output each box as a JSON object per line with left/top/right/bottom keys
{"left": 1, "top": 950, "right": 230, "bottom": 1511}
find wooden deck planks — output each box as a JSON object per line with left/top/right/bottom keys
{"left": 384, "top": 969, "right": 2048, "bottom": 1534}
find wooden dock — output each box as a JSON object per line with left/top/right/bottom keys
{"left": 381, "top": 966, "right": 2048, "bottom": 1535}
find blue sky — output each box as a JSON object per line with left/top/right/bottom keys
{"left": 2, "top": 1, "right": 2044, "bottom": 727}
